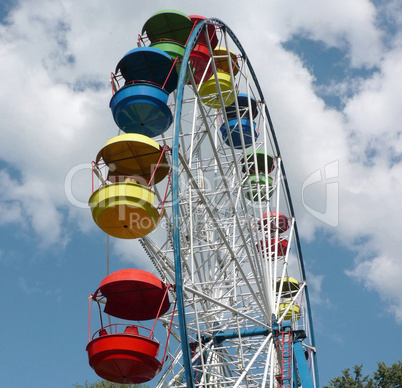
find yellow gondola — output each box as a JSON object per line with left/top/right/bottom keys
{"left": 89, "top": 182, "right": 162, "bottom": 239}
{"left": 278, "top": 301, "right": 301, "bottom": 323}
{"left": 96, "top": 133, "right": 169, "bottom": 185}
{"left": 276, "top": 277, "right": 300, "bottom": 298}
{"left": 198, "top": 47, "right": 238, "bottom": 108}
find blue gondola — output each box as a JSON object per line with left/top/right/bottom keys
{"left": 110, "top": 47, "right": 178, "bottom": 137}
{"left": 220, "top": 93, "right": 258, "bottom": 148}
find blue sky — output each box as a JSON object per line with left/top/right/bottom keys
{"left": 0, "top": 0, "right": 402, "bottom": 387}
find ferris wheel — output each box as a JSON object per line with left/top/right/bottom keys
{"left": 85, "top": 10, "right": 319, "bottom": 388}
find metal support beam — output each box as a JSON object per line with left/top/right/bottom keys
{"left": 293, "top": 341, "right": 314, "bottom": 388}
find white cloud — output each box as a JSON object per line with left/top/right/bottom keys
{"left": 327, "top": 34, "right": 402, "bottom": 322}
{"left": 344, "top": 47, "right": 402, "bottom": 159}
{"left": 111, "top": 238, "right": 155, "bottom": 271}
{"left": 269, "top": 0, "right": 383, "bottom": 68}
{"left": 0, "top": 1, "right": 118, "bottom": 246}
{"left": 307, "top": 271, "right": 330, "bottom": 307}
{"left": 18, "top": 276, "right": 62, "bottom": 301}
{"left": 346, "top": 254, "right": 402, "bottom": 323}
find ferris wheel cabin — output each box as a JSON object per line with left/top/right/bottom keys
{"left": 95, "top": 133, "right": 169, "bottom": 185}
{"left": 142, "top": 10, "right": 193, "bottom": 79}
{"left": 257, "top": 237, "right": 289, "bottom": 258}
{"left": 89, "top": 133, "right": 169, "bottom": 239}
{"left": 188, "top": 15, "right": 218, "bottom": 84}
{"left": 198, "top": 47, "right": 238, "bottom": 108}
{"left": 87, "top": 269, "right": 172, "bottom": 384}
{"left": 220, "top": 94, "right": 258, "bottom": 149}
{"left": 110, "top": 47, "right": 178, "bottom": 136}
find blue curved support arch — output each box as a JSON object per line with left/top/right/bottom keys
{"left": 172, "top": 18, "right": 319, "bottom": 388}
{"left": 172, "top": 20, "right": 205, "bottom": 388}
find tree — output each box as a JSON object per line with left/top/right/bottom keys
{"left": 73, "top": 380, "right": 149, "bottom": 388}
{"left": 325, "top": 365, "right": 373, "bottom": 388}
{"left": 373, "top": 360, "right": 402, "bottom": 388}
{"left": 325, "top": 361, "right": 402, "bottom": 388}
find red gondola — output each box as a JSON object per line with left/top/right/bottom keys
{"left": 92, "top": 269, "right": 171, "bottom": 320}
{"left": 259, "top": 211, "right": 289, "bottom": 234}
{"left": 87, "top": 324, "right": 162, "bottom": 384}
{"left": 188, "top": 15, "right": 218, "bottom": 84}
{"left": 257, "top": 238, "right": 289, "bottom": 258}
{"left": 87, "top": 269, "right": 175, "bottom": 384}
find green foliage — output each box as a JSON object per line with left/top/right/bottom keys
{"left": 325, "top": 360, "right": 402, "bottom": 388}
{"left": 373, "top": 361, "right": 402, "bottom": 388}
{"left": 73, "top": 380, "right": 149, "bottom": 388}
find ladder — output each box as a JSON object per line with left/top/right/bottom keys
{"left": 275, "top": 322, "right": 293, "bottom": 388}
